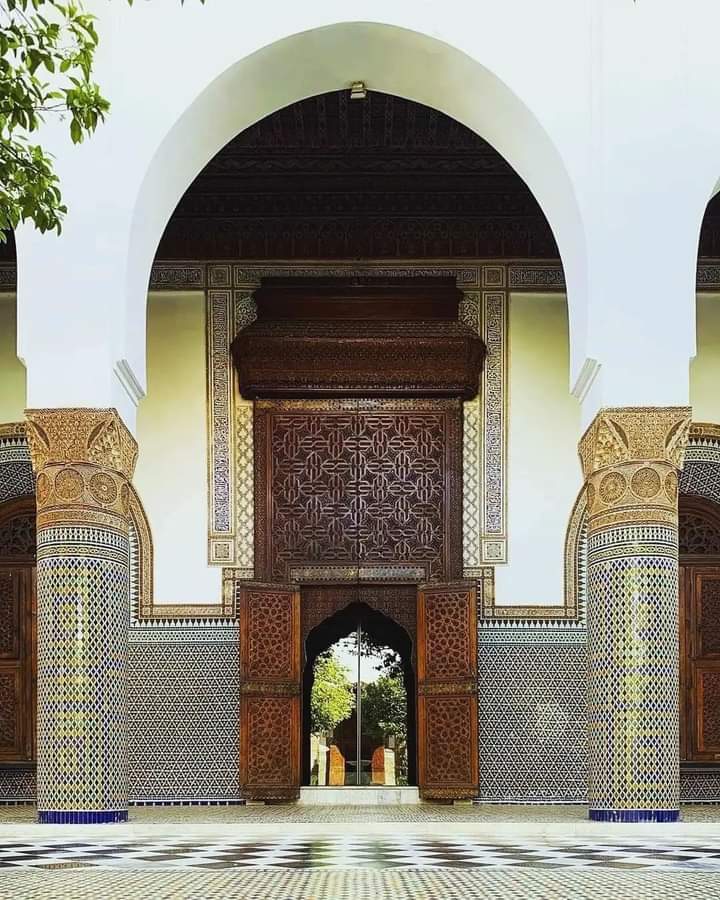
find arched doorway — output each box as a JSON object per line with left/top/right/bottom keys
{"left": 302, "top": 602, "right": 416, "bottom": 788}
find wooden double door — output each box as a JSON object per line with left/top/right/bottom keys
{"left": 238, "top": 581, "right": 479, "bottom": 801}
{"left": 0, "top": 498, "right": 36, "bottom": 765}
{"left": 680, "top": 565, "right": 720, "bottom": 762}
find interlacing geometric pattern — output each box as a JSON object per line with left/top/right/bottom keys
{"left": 25, "top": 408, "right": 137, "bottom": 824}
{"left": 254, "top": 400, "right": 461, "bottom": 583}
{"left": 580, "top": 406, "right": 691, "bottom": 823}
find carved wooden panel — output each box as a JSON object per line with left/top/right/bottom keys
{"left": 246, "top": 589, "right": 296, "bottom": 679}
{"left": 417, "top": 581, "right": 478, "bottom": 799}
{"left": 696, "top": 664, "right": 720, "bottom": 756}
{"left": 0, "top": 667, "right": 21, "bottom": 755}
{"left": 697, "top": 575, "right": 720, "bottom": 658}
{"left": 238, "top": 584, "right": 301, "bottom": 799}
{"left": 235, "top": 317, "right": 483, "bottom": 399}
{"left": 255, "top": 400, "right": 462, "bottom": 583}
{"left": 422, "top": 694, "right": 475, "bottom": 787}
{"left": 420, "top": 588, "right": 474, "bottom": 680}
{"left": 301, "top": 584, "right": 417, "bottom": 649}
{"left": 680, "top": 566, "right": 720, "bottom": 761}
{"left": 256, "top": 409, "right": 356, "bottom": 581}
{"left": 0, "top": 567, "right": 34, "bottom": 762}
{"left": 0, "top": 571, "right": 19, "bottom": 659}
{"left": 679, "top": 496, "right": 720, "bottom": 557}
{"left": 0, "top": 511, "right": 35, "bottom": 563}
{"left": 356, "top": 412, "right": 451, "bottom": 581}
{"left": 243, "top": 696, "right": 299, "bottom": 789}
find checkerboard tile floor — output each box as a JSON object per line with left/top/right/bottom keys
{"left": 1, "top": 835, "right": 720, "bottom": 871}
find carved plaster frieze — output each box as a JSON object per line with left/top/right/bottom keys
{"left": 579, "top": 407, "right": 691, "bottom": 478}
{"left": 25, "top": 408, "right": 137, "bottom": 527}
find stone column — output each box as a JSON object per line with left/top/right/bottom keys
{"left": 579, "top": 407, "right": 690, "bottom": 823}
{"left": 25, "top": 409, "right": 137, "bottom": 824}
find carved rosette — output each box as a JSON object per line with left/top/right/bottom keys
{"left": 579, "top": 407, "right": 691, "bottom": 532}
{"left": 25, "top": 409, "right": 137, "bottom": 531}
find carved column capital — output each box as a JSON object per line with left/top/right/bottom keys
{"left": 579, "top": 406, "right": 691, "bottom": 478}
{"left": 24, "top": 408, "right": 138, "bottom": 527}
{"left": 578, "top": 407, "right": 691, "bottom": 531}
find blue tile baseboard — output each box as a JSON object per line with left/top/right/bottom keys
{"left": 129, "top": 799, "right": 246, "bottom": 806}
{"left": 589, "top": 809, "right": 680, "bottom": 823}
{"left": 38, "top": 810, "right": 129, "bottom": 824}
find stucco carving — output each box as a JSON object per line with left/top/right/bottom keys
{"left": 25, "top": 409, "right": 137, "bottom": 529}
{"left": 579, "top": 407, "right": 691, "bottom": 531}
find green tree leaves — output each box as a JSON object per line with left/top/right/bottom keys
{"left": 361, "top": 675, "right": 407, "bottom": 744}
{"left": 0, "top": 1, "right": 203, "bottom": 242}
{"left": 0, "top": 1, "right": 111, "bottom": 240}
{"left": 310, "top": 652, "right": 355, "bottom": 735}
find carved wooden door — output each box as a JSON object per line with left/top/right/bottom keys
{"left": 417, "top": 581, "right": 478, "bottom": 799}
{"left": 238, "top": 583, "right": 301, "bottom": 799}
{"left": 680, "top": 567, "right": 720, "bottom": 761}
{"left": 0, "top": 568, "right": 35, "bottom": 762}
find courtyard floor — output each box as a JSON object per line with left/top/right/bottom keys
{"left": 0, "top": 804, "right": 719, "bottom": 898}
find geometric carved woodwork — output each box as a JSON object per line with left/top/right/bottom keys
{"left": 0, "top": 568, "right": 35, "bottom": 762}
{"left": 233, "top": 279, "right": 484, "bottom": 400}
{"left": 680, "top": 566, "right": 720, "bottom": 762}
{"left": 0, "top": 496, "right": 36, "bottom": 764}
{"left": 254, "top": 399, "right": 463, "bottom": 583}
{"left": 238, "top": 583, "right": 301, "bottom": 799}
{"left": 301, "top": 584, "right": 417, "bottom": 650}
{"left": 679, "top": 495, "right": 720, "bottom": 557}
{"left": 156, "top": 91, "right": 558, "bottom": 263}
{"left": 416, "top": 581, "right": 478, "bottom": 799}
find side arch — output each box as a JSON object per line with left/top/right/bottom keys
{"left": 128, "top": 485, "right": 153, "bottom": 621}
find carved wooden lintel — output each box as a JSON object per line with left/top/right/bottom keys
{"left": 232, "top": 279, "right": 484, "bottom": 400}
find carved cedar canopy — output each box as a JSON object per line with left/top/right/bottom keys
{"left": 233, "top": 278, "right": 484, "bottom": 399}
{"left": 154, "top": 90, "right": 558, "bottom": 262}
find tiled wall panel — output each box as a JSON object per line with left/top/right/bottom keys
{"left": 128, "top": 641, "right": 240, "bottom": 801}
{"left": 477, "top": 642, "right": 588, "bottom": 801}
{"left": 6, "top": 634, "right": 720, "bottom": 804}
{"left": 0, "top": 768, "right": 35, "bottom": 802}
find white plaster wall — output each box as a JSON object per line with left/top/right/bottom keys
{"left": 14, "top": 3, "right": 593, "bottom": 429}
{"left": 134, "top": 291, "right": 221, "bottom": 604}
{"left": 0, "top": 294, "right": 26, "bottom": 423}
{"left": 691, "top": 293, "right": 720, "bottom": 424}
{"left": 494, "top": 294, "right": 581, "bottom": 607}
{"left": 11, "top": 2, "right": 720, "bottom": 428}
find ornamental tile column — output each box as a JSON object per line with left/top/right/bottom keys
{"left": 25, "top": 409, "right": 137, "bottom": 824}
{"left": 579, "top": 406, "right": 690, "bottom": 823}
